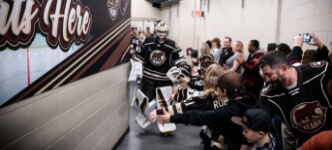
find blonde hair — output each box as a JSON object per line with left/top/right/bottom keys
{"left": 203, "top": 64, "right": 223, "bottom": 99}
{"left": 235, "top": 41, "right": 244, "bottom": 54}
{"left": 200, "top": 43, "right": 211, "bottom": 56}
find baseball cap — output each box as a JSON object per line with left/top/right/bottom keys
{"left": 231, "top": 108, "right": 271, "bottom": 132}
{"left": 208, "top": 70, "right": 242, "bottom": 95}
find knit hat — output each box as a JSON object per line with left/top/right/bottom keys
{"left": 208, "top": 70, "right": 242, "bottom": 95}
{"left": 231, "top": 108, "right": 271, "bottom": 132}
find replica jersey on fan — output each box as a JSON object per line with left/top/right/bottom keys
{"left": 260, "top": 61, "right": 332, "bottom": 145}
{"left": 166, "top": 95, "right": 229, "bottom": 115}
{"left": 134, "top": 37, "right": 186, "bottom": 81}
{"left": 166, "top": 94, "right": 230, "bottom": 149}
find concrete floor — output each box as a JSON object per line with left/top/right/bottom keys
{"left": 115, "top": 106, "right": 203, "bottom": 150}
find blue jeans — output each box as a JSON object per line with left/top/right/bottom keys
{"left": 272, "top": 115, "right": 282, "bottom": 150}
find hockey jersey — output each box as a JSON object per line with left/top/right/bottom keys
{"left": 259, "top": 61, "right": 332, "bottom": 145}
{"left": 167, "top": 94, "right": 229, "bottom": 149}
{"left": 166, "top": 95, "right": 229, "bottom": 115}
{"left": 133, "top": 37, "right": 186, "bottom": 81}
{"left": 170, "top": 93, "right": 258, "bottom": 149}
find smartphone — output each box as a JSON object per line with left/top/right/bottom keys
{"left": 303, "top": 33, "right": 312, "bottom": 43}
{"left": 156, "top": 109, "right": 164, "bottom": 115}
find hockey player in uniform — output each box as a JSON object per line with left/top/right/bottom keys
{"left": 132, "top": 22, "right": 190, "bottom": 101}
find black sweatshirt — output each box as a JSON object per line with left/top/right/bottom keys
{"left": 170, "top": 93, "right": 257, "bottom": 145}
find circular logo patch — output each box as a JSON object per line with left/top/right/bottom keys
{"left": 107, "top": 0, "right": 118, "bottom": 21}
{"left": 290, "top": 101, "right": 327, "bottom": 133}
{"left": 119, "top": 0, "right": 129, "bottom": 16}
{"left": 149, "top": 50, "right": 166, "bottom": 66}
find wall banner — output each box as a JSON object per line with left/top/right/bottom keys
{"left": 0, "top": 0, "right": 131, "bottom": 106}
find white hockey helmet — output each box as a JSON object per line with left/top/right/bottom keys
{"left": 155, "top": 22, "right": 168, "bottom": 42}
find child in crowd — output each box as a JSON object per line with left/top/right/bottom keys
{"left": 231, "top": 108, "right": 276, "bottom": 150}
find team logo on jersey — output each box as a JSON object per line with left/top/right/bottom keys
{"left": 310, "top": 61, "right": 324, "bottom": 68}
{"left": 119, "top": 0, "right": 129, "bottom": 15}
{"left": 290, "top": 101, "right": 327, "bottom": 133}
{"left": 149, "top": 50, "right": 167, "bottom": 66}
{"left": 107, "top": 0, "right": 118, "bottom": 21}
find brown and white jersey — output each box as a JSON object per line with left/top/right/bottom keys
{"left": 133, "top": 37, "right": 186, "bottom": 81}
{"left": 166, "top": 95, "right": 229, "bottom": 115}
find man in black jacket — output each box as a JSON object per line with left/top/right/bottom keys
{"left": 218, "top": 37, "right": 233, "bottom": 68}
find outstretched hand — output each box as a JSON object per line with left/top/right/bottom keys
{"left": 148, "top": 109, "right": 157, "bottom": 122}
{"left": 293, "top": 33, "right": 304, "bottom": 47}
{"left": 178, "top": 77, "right": 189, "bottom": 83}
{"left": 168, "top": 93, "right": 175, "bottom": 102}
{"left": 169, "top": 86, "right": 178, "bottom": 102}
{"left": 307, "top": 32, "right": 324, "bottom": 49}
{"left": 156, "top": 108, "right": 171, "bottom": 124}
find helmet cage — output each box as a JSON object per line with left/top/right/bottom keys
{"left": 155, "top": 22, "right": 168, "bottom": 42}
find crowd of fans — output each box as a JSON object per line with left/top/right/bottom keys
{"left": 147, "top": 32, "right": 332, "bottom": 150}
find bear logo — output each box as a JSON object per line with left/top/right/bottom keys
{"left": 294, "top": 101, "right": 319, "bottom": 123}
{"left": 149, "top": 50, "right": 166, "bottom": 66}
{"left": 290, "top": 101, "right": 327, "bottom": 133}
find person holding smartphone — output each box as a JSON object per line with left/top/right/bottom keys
{"left": 289, "top": 32, "right": 331, "bottom": 65}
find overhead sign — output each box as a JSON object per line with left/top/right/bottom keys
{"left": 0, "top": 0, "right": 92, "bottom": 51}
